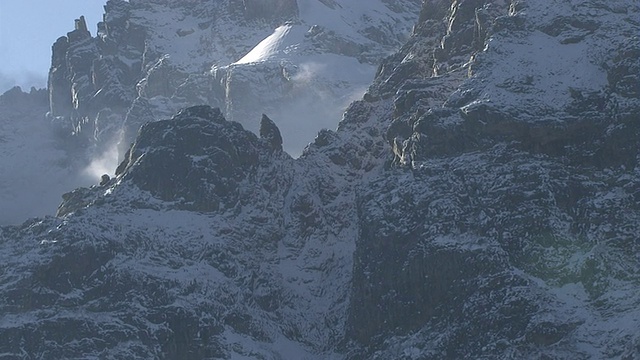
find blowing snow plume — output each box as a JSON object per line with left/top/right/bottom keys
{"left": 82, "top": 136, "right": 121, "bottom": 182}
{"left": 216, "top": 20, "right": 385, "bottom": 156}
{"left": 217, "top": 21, "right": 377, "bottom": 156}
{"left": 271, "top": 59, "right": 372, "bottom": 156}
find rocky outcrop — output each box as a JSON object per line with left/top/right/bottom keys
{"left": 47, "top": 0, "right": 143, "bottom": 148}
{"left": 48, "top": 37, "right": 73, "bottom": 117}
{"left": 2, "top": 101, "right": 356, "bottom": 358}
{"left": 114, "top": 106, "right": 263, "bottom": 211}
{"left": 259, "top": 114, "right": 283, "bottom": 153}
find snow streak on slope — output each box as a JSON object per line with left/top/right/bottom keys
{"left": 235, "top": 25, "right": 300, "bottom": 64}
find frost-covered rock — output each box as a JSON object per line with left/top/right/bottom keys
{"left": 260, "top": 114, "right": 284, "bottom": 153}
{"left": 1, "top": 105, "right": 357, "bottom": 358}
{"left": 344, "top": 0, "right": 640, "bottom": 358}
{"left": 1, "top": 0, "right": 640, "bottom": 359}
{"left": 114, "top": 106, "right": 263, "bottom": 212}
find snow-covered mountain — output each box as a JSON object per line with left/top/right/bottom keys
{"left": 1, "top": 0, "right": 640, "bottom": 359}
{"left": 47, "top": 0, "right": 422, "bottom": 156}
{"left": 0, "top": 0, "right": 421, "bottom": 225}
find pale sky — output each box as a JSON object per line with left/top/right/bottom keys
{"left": 0, "top": 0, "right": 105, "bottom": 94}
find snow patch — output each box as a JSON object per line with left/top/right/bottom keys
{"left": 235, "top": 24, "right": 299, "bottom": 64}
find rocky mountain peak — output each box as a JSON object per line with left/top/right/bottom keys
{"left": 74, "top": 15, "right": 88, "bottom": 33}
{"left": 259, "top": 113, "right": 283, "bottom": 153}
{"left": 43, "top": 0, "right": 422, "bottom": 158}
{"left": 113, "top": 105, "right": 264, "bottom": 212}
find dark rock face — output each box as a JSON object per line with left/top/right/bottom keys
{"left": 47, "top": 0, "right": 144, "bottom": 147}
{"left": 259, "top": 114, "right": 283, "bottom": 153}
{"left": 347, "top": 144, "right": 640, "bottom": 357}
{"left": 48, "top": 37, "right": 73, "bottom": 116}
{"left": 115, "top": 106, "right": 262, "bottom": 211}
{"left": 342, "top": 0, "right": 640, "bottom": 358}
{"left": 371, "top": 0, "right": 507, "bottom": 98}
{"left": 0, "top": 214, "right": 230, "bottom": 359}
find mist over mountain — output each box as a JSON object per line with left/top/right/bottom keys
{"left": 1, "top": 0, "right": 640, "bottom": 359}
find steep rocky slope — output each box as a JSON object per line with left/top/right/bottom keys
{"left": 1, "top": 0, "right": 640, "bottom": 359}
{"left": 345, "top": 0, "right": 640, "bottom": 358}
{"left": 1, "top": 106, "right": 357, "bottom": 358}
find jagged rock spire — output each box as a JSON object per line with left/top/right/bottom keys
{"left": 260, "top": 114, "right": 283, "bottom": 153}
{"left": 75, "top": 15, "right": 88, "bottom": 32}
{"left": 67, "top": 15, "right": 91, "bottom": 42}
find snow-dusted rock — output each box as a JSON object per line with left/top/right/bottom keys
{"left": 1, "top": 0, "right": 640, "bottom": 359}
{"left": 1, "top": 105, "right": 354, "bottom": 358}
{"left": 344, "top": 0, "right": 640, "bottom": 358}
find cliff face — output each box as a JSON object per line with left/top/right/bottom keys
{"left": 48, "top": 5, "right": 143, "bottom": 143}
{"left": 1, "top": 0, "right": 640, "bottom": 359}
{"left": 345, "top": 0, "right": 640, "bottom": 358}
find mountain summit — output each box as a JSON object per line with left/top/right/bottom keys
{"left": 1, "top": 0, "right": 640, "bottom": 358}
